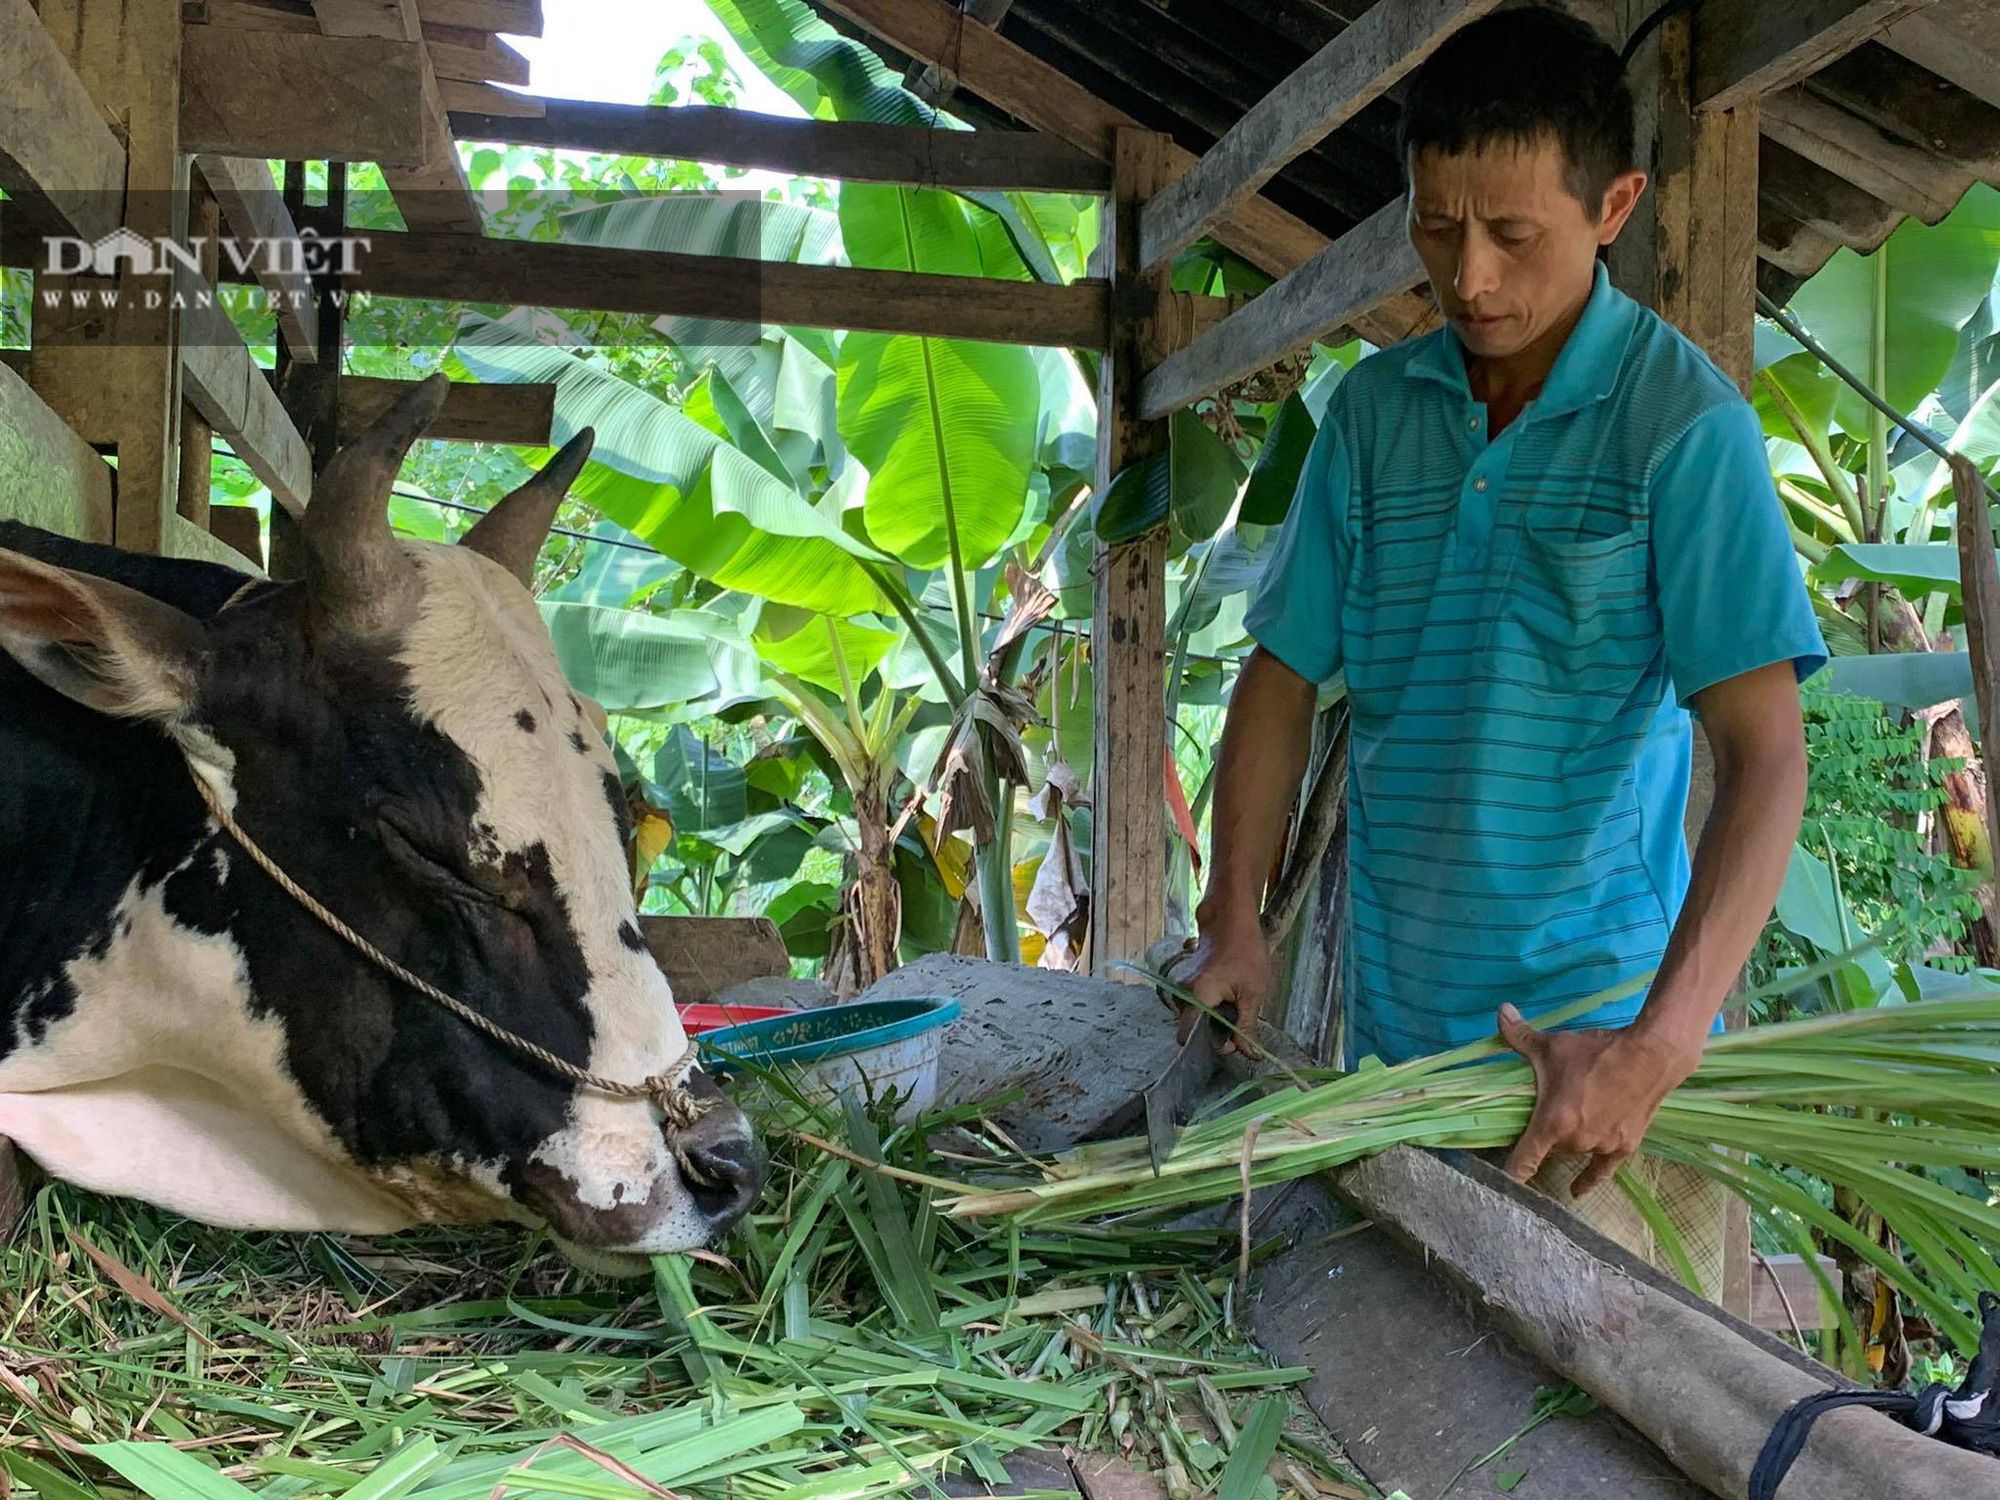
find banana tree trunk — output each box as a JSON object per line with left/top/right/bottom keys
{"left": 826, "top": 784, "right": 903, "bottom": 998}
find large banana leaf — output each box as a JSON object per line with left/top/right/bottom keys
{"left": 1822, "top": 651, "right": 1975, "bottom": 712}
{"left": 1815, "top": 543, "right": 1961, "bottom": 601}
{"left": 835, "top": 185, "right": 1039, "bottom": 571}
{"left": 655, "top": 726, "right": 748, "bottom": 833}
{"left": 1240, "top": 393, "right": 1316, "bottom": 526}
{"left": 542, "top": 519, "right": 679, "bottom": 607}
{"left": 539, "top": 602, "right": 722, "bottom": 713}
{"left": 455, "top": 311, "right": 893, "bottom": 616}
{"left": 1787, "top": 185, "right": 2000, "bottom": 439}
{"left": 1093, "top": 411, "right": 1246, "bottom": 546}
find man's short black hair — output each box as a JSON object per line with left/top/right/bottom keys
{"left": 1397, "top": 5, "right": 1636, "bottom": 216}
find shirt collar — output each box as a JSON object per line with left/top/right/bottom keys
{"left": 1405, "top": 261, "right": 1637, "bottom": 421}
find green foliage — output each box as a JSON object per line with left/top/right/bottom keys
{"left": 1750, "top": 682, "right": 1984, "bottom": 1006}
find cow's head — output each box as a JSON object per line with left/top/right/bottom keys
{"left": 0, "top": 376, "right": 765, "bottom": 1267}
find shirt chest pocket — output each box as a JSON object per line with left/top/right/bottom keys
{"left": 1489, "top": 529, "right": 1655, "bottom": 685}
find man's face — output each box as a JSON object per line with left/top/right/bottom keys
{"left": 1406, "top": 136, "right": 1641, "bottom": 363}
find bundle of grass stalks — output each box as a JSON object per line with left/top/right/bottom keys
{"left": 941, "top": 967, "right": 2000, "bottom": 1358}
{"left": 0, "top": 1091, "right": 1379, "bottom": 1500}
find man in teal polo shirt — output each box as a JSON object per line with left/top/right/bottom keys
{"left": 1180, "top": 7, "right": 1825, "bottom": 1288}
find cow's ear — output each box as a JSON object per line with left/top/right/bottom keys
{"left": 0, "top": 548, "right": 208, "bottom": 721}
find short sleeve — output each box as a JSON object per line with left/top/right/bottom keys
{"left": 1245, "top": 411, "right": 1354, "bottom": 685}
{"left": 1651, "top": 400, "right": 1828, "bottom": 707}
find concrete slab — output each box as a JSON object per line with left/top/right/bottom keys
{"left": 858, "top": 956, "right": 1189, "bottom": 1152}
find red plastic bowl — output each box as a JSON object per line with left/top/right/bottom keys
{"left": 676, "top": 1002, "right": 795, "bottom": 1035}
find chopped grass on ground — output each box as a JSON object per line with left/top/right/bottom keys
{"left": 0, "top": 1092, "right": 1373, "bottom": 1500}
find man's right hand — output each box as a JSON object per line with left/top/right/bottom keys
{"left": 1174, "top": 924, "right": 1271, "bottom": 1058}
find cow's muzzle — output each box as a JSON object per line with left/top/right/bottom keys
{"left": 674, "top": 1070, "right": 768, "bottom": 1238}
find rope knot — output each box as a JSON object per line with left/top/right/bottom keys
{"left": 650, "top": 1075, "right": 717, "bottom": 1132}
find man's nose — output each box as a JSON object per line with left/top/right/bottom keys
{"left": 1455, "top": 236, "right": 1502, "bottom": 303}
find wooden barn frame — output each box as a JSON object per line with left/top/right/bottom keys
{"left": 2, "top": 0, "right": 1997, "bottom": 1427}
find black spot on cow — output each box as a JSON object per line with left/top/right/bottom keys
{"left": 569, "top": 729, "right": 589, "bottom": 754}
{"left": 515, "top": 709, "right": 537, "bottom": 734}
{"left": 601, "top": 770, "right": 632, "bottom": 850}
{"left": 619, "top": 921, "right": 644, "bottom": 952}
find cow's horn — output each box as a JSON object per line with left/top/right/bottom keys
{"left": 458, "top": 427, "right": 596, "bottom": 588}
{"left": 305, "top": 373, "right": 450, "bottom": 635}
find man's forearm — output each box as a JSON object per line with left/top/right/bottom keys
{"left": 1195, "top": 650, "right": 1319, "bottom": 937}
{"left": 1633, "top": 738, "right": 1807, "bottom": 1050}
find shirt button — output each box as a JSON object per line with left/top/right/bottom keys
{"left": 1468, "top": 416, "right": 1479, "bottom": 430}
{"left": 1473, "top": 477, "right": 1489, "bottom": 492}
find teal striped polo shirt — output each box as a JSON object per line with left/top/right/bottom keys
{"left": 1246, "top": 262, "right": 1826, "bottom": 1068}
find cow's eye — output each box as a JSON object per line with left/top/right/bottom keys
{"left": 376, "top": 816, "right": 499, "bottom": 905}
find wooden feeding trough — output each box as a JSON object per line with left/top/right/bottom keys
{"left": 3, "top": 0, "right": 1999, "bottom": 1496}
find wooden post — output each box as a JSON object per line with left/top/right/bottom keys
{"left": 176, "top": 181, "right": 220, "bottom": 530}
{"left": 27, "top": 0, "right": 187, "bottom": 556}
{"left": 1090, "top": 129, "right": 1176, "bottom": 980}
{"left": 1612, "top": 0, "right": 1762, "bottom": 1325}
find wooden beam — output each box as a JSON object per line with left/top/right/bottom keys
{"left": 1139, "top": 201, "right": 1418, "bottom": 421}
{"left": 1804, "top": 43, "right": 2000, "bottom": 179}
{"left": 306, "top": 228, "right": 1113, "bottom": 348}
{"left": 0, "top": 0, "right": 126, "bottom": 243}
{"left": 177, "top": 270, "right": 314, "bottom": 516}
{"left": 1091, "top": 130, "right": 1176, "bottom": 979}
{"left": 311, "top": 0, "right": 484, "bottom": 235}
{"left": 177, "top": 183, "right": 222, "bottom": 531}
{"left": 166, "top": 508, "right": 263, "bottom": 572}
{"left": 338, "top": 374, "right": 554, "bottom": 446}
{"left": 193, "top": 154, "right": 319, "bottom": 363}
{"left": 1329, "top": 1147, "right": 2000, "bottom": 1500}
{"left": 1956, "top": 453, "right": 2000, "bottom": 892}
{"left": 819, "top": 0, "right": 1435, "bottom": 346}
{"left": 1883, "top": 8, "right": 2000, "bottom": 111}
{"left": 180, "top": 25, "right": 429, "bottom": 163}
{"left": 905, "top": 0, "right": 1013, "bottom": 107}
{"left": 1693, "top": 0, "right": 1936, "bottom": 113}
{"left": 439, "top": 79, "right": 545, "bottom": 117}
{"left": 1136, "top": 0, "right": 1500, "bottom": 273}
{"left": 0, "top": 359, "right": 113, "bottom": 542}
{"left": 416, "top": 0, "right": 543, "bottom": 35}
{"left": 423, "top": 30, "right": 530, "bottom": 84}
{"left": 447, "top": 98, "right": 1113, "bottom": 194}
{"left": 1762, "top": 86, "right": 1971, "bottom": 223}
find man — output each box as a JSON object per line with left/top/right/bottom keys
{"left": 1180, "top": 6, "right": 1825, "bottom": 1295}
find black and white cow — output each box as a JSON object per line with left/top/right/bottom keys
{"left": 0, "top": 375, "right": 765, "bottom": 1269}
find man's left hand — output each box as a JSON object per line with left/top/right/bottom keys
{"left": 1495, "top": 1005, "right": 1704, "bottom": 1197}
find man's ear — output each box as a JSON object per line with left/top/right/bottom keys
{"left": 1597, "top": 168, "right": 1649, "bottom": 248}
{"left": 0, "top": 547, "right": 209, "bottom": 721}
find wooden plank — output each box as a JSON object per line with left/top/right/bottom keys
{"left": 439, "top": 79, "right": 545, "bottom": 117}
{"left": 1090, "top": 130, "right": 1175, "bottom": 979}
{"left": 1136, "top": 0, "right": 1501, "bottom": 273}
{"left": 1693, "top": 0, "right": 1936, "bottom": 113}
{"left": 423, "top": 32, "right": 530, "bottom": 85}
{"left": 30, "top": 0, "right": 186, "bottom": 557}
{"left": 637, "top": 916, "right": 790, "bottom": 1005}
{"left": 207, "top": 503, "right": 265, "bottom": 569}
{"left": 1804, "top": 43, "right": 2000, "bottom": 178}
{"left": 165, "top": 509, "right": 262, "bottom": 573}
{"left": 1331, "top": 1147, "right": 1999, "bottom": 1500}
{"left": 904, "top": 0, "right": 1013, "bottom": 107}
{"left": 447, "top": 98, "right": 1113, "bottom": 194}
{"left": 338, "top": 374, "right": 554, "bottom": 446}
{"left": 1138, "top": 201, "right": 1417, "bottom": 421}
{"left": 306, "top": 227, "right": 1113, "bottom": 348}
{"left": 311, "top": 0, "right": 484, "bottom": 235}
{"left": 180, "top": 25, "right": 429, "bottom": 163}
{"left": 417, "top": 0, "right": 543, "bottom": 34}
{"left": 0, "top": 359, "right": 113, "bottom": 542}
{"left": 1883, "top": 7, "right": 2000, "bottom": 111}
{"left": 1748, "top": 1253, "right": 1843, "bottom": 1333}
{"left": 178, "top": 184, "right": 222, "bottom": 530}
{"left": 193, "top": 154, "right": 318, "bottom": 363}
{"left": 177, "top": 270, "right": 314, "bottom": 516}
{"left": 1761, "top": 86, "right": 1970, "bottom": 223}
{"left": 0, "top": 0, "right": 126, "bottom": 242}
